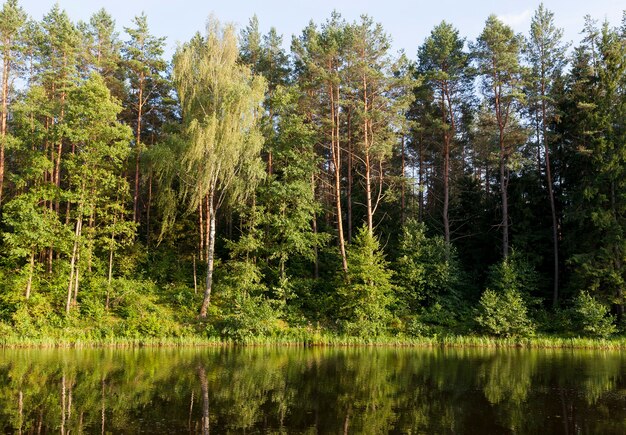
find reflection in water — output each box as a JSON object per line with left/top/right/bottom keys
{"left": 0, "top": 347, "right": 624, "bottom": 433}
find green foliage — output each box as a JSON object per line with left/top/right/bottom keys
{"left": 486, "top": 252, "right": 540, "bottom": 298}
{"left": 394, "top": 220, "right": 460, "bottom": 311}
{"left": 0, "top": 7, "right": 625, "bottom": 344}
{"left": 2, "top": 188, "right": 67, "bottom": 259}
{"left": 112, "top": 279, "right": 186, "bottom": 338}
{"left": 475, "top": 288, "right": 535, "bottom": 337}
{"left": 338, "top": 227, "right": 395, "bottom": 337}
{"left": 217, "top": 295, "right": 282, "bottom": 342}
{"left": 213, "top": 256, "right": 284, "bottom": 341}
{"left": 572, "top": 291, "right": 616, "bottom": 338}
{"left": 475, "top": 254, "right": 539, "bottom": 337}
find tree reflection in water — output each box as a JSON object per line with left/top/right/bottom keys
{"left": 0, "top": 347, "right": 624, "bottom": 433}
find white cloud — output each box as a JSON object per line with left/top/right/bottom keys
{"left": 497, "top": 9, "right": 531, "bottom": 29}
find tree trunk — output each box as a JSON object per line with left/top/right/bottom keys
{"left": 25, "top": 250, "right": 35, "bottom": 300}
{"left": 499, "top": 131, "right": 509, "bottom": 259}
{"left": 101, "top": 377, "right": 106, "bottom": 435}
{"left": 199, "top": 201, "right": 204, "bottom": 262}
{"left": 418, "top": 131, "right": 424, "bottom": 222}
{"left": 188, "top": 390, "right": 194, "bottom": 431}
{"left": 146, "top": 172, "right": 152, "bottom": 242}
{"left": 443, "top": 134, "right": 450, "bottom": 256}
{"left": 347, "top": 109, "right": 353, "bottom": 242}
{"left": 329, "top": 81, "right": 348, "bottom": 273}
{"left": 106, "top": 227, "right": 115, "bottom": 310}
{"left": 61, "top": 375, "right": 66, "bottom": 435}
{"left": 0, "top": 55, "right": 9, "bottom": 206}
{"left": 18, "top": 390, "right": 23, "bottom": 435}
{"left": 199, "top": 192, "right": 216, "bottom": 318}
{"left": 197, "top": 365, "right": 210, "bottom": 435}
{"left": 193, "top": 254, "right": 198, "bottom": 295}
{"left": 365, "top": 149, "right": 373, "bottom": 234}
{"left": 494, "top": 72, "right": 509, "bottom": 259}
{"left": 441, "top": 83, "right": 452, "bottom": 258}
{"left": 401, "top": 134, "right": 405, "bottom": 225}
{"left": 133, "top": 72, "right": 144, "bottom": 222}
{"left": 363, "top": 76, "right": 374, "bottom": 236}
{"left": 66, "top": 218, "right": 82, "bottom": 314}
{"left": 312, "top": 174, "right": 319, "bottom": 279}
{"left": 542, "top": 98, "right": 559, "bottom": 307}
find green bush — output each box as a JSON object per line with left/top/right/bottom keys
{"left": 572, "top": 291, "right": 616, "bottom": 338}
{"left": 475, "top": 288, "right": 535, "bottom": 337}
{"left": 217, "top": 295, "right": 282, "bottom": 341}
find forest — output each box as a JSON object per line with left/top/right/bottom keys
{"left": 0, "top": 0, "right": 624, "bottom": 343}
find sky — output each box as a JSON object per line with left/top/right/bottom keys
{"left": 16, "top": 1, "right": 625, "bottom": 59}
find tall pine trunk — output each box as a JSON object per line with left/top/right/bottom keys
{"left": 0, "top": 53, "right": 9, "bottom": 206}
{"left": 499, "top": 127, "right": 509, "bottom": 259}
{"left": 133, "top": 72, "right": 144, "bottom": 222}
{"left": 542, "top": 96, "right": 559, "bottom": 307}
{"left": 363, "top": 76, "right": 373, "bottom": 236}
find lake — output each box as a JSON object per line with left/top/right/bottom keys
{"left": 0, "top": 346, "right": 624, "bottom": 433}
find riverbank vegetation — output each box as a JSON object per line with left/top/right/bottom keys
{"left": 0, "top": 1, "right": 625, "bottom": 345}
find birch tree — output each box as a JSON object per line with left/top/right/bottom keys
{"left": 173, "top": 18, "right": 265, "bottom": 317}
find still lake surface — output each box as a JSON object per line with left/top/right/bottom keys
{"left": 0, "top": 346, "right": 625, "bottom": 434}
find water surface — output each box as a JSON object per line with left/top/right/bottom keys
{"left": 0, "top": 346, "right": 625, "bottom": 433}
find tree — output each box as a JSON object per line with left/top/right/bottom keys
{"left": 291, "top": 12, "right": 350, "bottom": 273}
{"left": 475, "top": 287, "right": 534, "bottom": 337}
{"left": 256, "top": 87, "right": 326, "bottom": 291}
{"left": 0, "top": 0, "right": 26, "bottom": 206}
{"left": 560, "top": 19, "right": 626, "bottom": 318}
{"left": 82, "top": 8, "right": 124, "bottom": 99}
{"left": 123, "top": 13, "right": 167, "bottom": 223}
{"left": 348, "top": 15, "right": 409, "bottom": 236}
{"left": 240, "top": 17, "right": 290, "bottom": 177}
{"left": 173, "top": 17, "right": 266, "bottom": 317}
{"left": 63, "top": 73, "right": 132, "bottom": 313}
{"left": 37, "top": 4, "right": 81, "bottom": 215}
{"left": 474, "top": 15, "right": 525, "bottom": 259}
{"left": 394, "top": 219, "right": 460, "bottom": 313}
{"left": 525, "top": 3, "right": 568, "bottom": 306}
{"left": 417, "top": 21, "right": 472, "bottom": 254}
{"left": 338, "top": 226, "right": 394, "bottom": 336}
{"left": 2, "top": 187, "right": 65, "bottom": 299}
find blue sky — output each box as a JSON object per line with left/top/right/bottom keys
{"left": 17, "top": 1, "right": 625, "bottom": 58}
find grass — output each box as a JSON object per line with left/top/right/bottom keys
{"left": 2, "top": 326, "right": 626, "bottom": 349}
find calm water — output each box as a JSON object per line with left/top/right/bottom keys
{"left": 0, "top": 346, "right": 625, "bottom": 434}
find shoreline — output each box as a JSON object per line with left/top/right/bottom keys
{"left": 1, "top": 334, "right": 625, "bottom": 350}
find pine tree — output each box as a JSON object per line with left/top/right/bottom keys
{"left": 347, "top": 15, "right": 410, "bottom": 236}
{"left": 525, "top": 3, "right": 568, "bottom": 306}
{"left": 474, "top": 15, "right": 526, "bottom": 259}
{"left": 417, "top": 21, "right": 472, "bottom": 254}
{"left": 291, "top": 12, "right": 350, "bottom": 273}
{"left": 123, "top": 13, "right": 167, "bottom": 223}
{"left": 0, "top": 0, "right": 26, "bottom": 206}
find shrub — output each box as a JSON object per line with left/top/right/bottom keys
{"left": 217, "top": 295, "right": 281, "bottom": 341}
{"left": 475, "top": 288, "right": 535, "bottom": 337}
{"left": 572, "top": 291, "right": 616, "bottom": 338}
